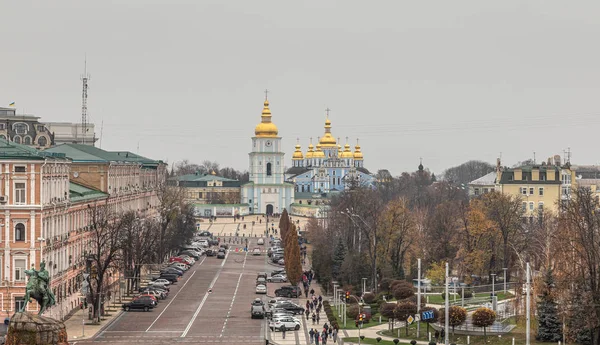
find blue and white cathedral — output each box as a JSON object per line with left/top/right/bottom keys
{"left": 285, "top": 116, "right": 375, "bottom": 199}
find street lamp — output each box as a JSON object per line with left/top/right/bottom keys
{"left": 491, "top": 273, "right": 497, "bottom": 297}
{"left": 503, "top": 268, "right": 508, "bottom": 293}
{"left": 348, "top": 295, "right": 364, "bottom": 345}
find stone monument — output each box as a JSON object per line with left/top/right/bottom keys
{"left": 5, "top": 261, "right": 68, "bottom": 345}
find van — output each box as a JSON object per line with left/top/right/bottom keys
{"left": 275, "top": 285, "right": 301, "bottom": 298}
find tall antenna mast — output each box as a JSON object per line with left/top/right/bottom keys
{"left": 99, "top": 119, "right": 104, "bottom": 148}
{"left": 81, "top": 56, "right": 90, "bottom": 145}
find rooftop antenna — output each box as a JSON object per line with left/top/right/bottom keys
{"left": 533, "top": 151, "right": 536, "bottom": 164}
{"left": 81, "top": 55, "right": 90, "bottom": 145}
{"left": 137, "top": 141, "right": 140, "bottom": 154}
{"left": 99, "top": 119, "right": 104, "bottom": 148}
{"left": 566, "top": 147, "right": 571, "bottom": 164}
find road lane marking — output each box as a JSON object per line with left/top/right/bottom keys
{"left": 181, "top": 252, "right": 229, "bottom": 337}
{"left": 219, "top": 272, "right": 243, "bottom": 338}
{"left": 145, "top": 256, "right": 205, "bottom": 332}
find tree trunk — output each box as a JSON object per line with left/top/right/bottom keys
{"left": 483, "top": 327, "right": 487, "bottom": 343}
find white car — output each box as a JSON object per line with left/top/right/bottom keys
{"left": 267, "top": 274, "right": 287, "bottom": 283}
{"left": 271, "top": 315, "right": 300, "bottom": 323}
{"left": 252, "top": 248, "right": 262, "bottom": 256}
{"left": 150, "top": 279, "right": 171, "bottom": 286}
{"left": 198, "top": 240, "right": 209, "bottom": 248}
{"left": 257, "top": 238, "right": 265, "bottom": 245}
{"left": 256, "top": 284, "right": 267, "bottom": 294}
{"left": 269, "top": 317, "right": 301, "bottom": 331}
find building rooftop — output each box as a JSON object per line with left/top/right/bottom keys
{"left": 0, "top": 138, "right": 66, "bottom": 160}
{"left": 69, "top": 182, "right": 108, "bottom": 203}
{"left": 46, "top": 144, "right": 162, "bottom": 166}
{"left": 469, "top": 171, "right": 497, "bottom": 186}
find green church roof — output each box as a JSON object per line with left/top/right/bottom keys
{"left": 0, "top": 138, "right": 67, "bottom": 160}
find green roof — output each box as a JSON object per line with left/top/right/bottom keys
{"left": 46, "top": 144, "right": 162, "bottom": 166}
{"left": 69, "top": 182, "right": 108, "bottom": 203}
{"left": 0, "top": 138, "right": 67, "bottom": 160}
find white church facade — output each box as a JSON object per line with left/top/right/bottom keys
{"left": 240, "top": 98, "right": 294, "bottom": 215}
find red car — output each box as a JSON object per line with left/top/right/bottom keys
{"left": 169, "top": 257, "right": 187, "bottom": 264}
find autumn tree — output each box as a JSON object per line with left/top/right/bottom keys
{"left": 472, "top": 307, "right": 496, "bottom": 342}
{"left": 380, "top": 303, "right": 398, "bottom": 330}
{"left": 440, "top": 306, "right": 467, "bottom": 340}
{"left": 279, "top": 209, "right": 290, "bottom": 242}
{"left": 392, "top": 280, "right": 414, "bottom": 301}
{"left": 426, "top": 261, "right": 446, "bottom": 285}
{"left": 442, "top": 160, "right": 495, "bottom": 186}
{"left": 284, "top": 223, "right": 303, "bottom": 286}
{"left": 379, "top": 199, "right": 414, "bottom": 279}
{"left": 394, "top": 301, "right": 417, "bottom": 336}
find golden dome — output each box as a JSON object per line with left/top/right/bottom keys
{"left": 313, "top": 143, "right": 326, "bottom": 158}
{"left": 305, "top": 143, "right": 315, "bottom": 159}
{"left": 254, "top": 100, "right": 279, "bottom": 137}
{"left": 353, "top": 144, "right": 363, "bottom": 160}
{"left": 341, "top": 143, "right": 353, "bottom": 158}
{"left": 292, "top": 144, "right": 304, "bottom": 160}
{"left": 318, "top": 118, "right": 337, "bottom": 147}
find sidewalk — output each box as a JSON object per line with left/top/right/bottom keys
{"left": 63, "top": 294, "right": 133, "bottom": 341}
{"left": 343, "top": 324, "right": 433, "bottom": 345}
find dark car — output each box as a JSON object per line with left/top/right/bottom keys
{"left": 209, "top": 239, "right": 219, "bottom": 246}
{"left": 161, "top": 268, "right": 183, "bottom": 276}
{"left": 198, "top": 231, "right": 212, "bottom": 237}
{"left": 271, "top": 301, "right": 304, "bottom": 314}
{"left": 179, "top": 251, "right": 200, "bottom": 260}
{"left": 123, "top": 298, "right": 154, "bottom": 311}
{"left": 220, "top": 243, "right": 229, "bottom": 250}
{"left": 206, "top": 249, "right": 216, "bottom": 257}
{"left": 217, "top": 251, "right": 226, "bottom": 259}
{"left": 159, "top": 274, "right": 178, "bottom": 283}
{"left": 275, "top": 285, "right": 301, "bottom": 298}
{"left": 251, "top": 305, "right": 266, "bottom": 319}
{"left": 251, "top": 298, "right": 264, "bottom": 306}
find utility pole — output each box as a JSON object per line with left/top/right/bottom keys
{"left": 445, "top": 262, "right": 449, "bottom": 345}
{"left": 526, "top": 262, "right": 531, "bottom": 345}
{"left": 417, "top": 258, "right": 421, "bottom": 337}
{"left": 503, "top": 268, "right": 508, "bottom": 293}
{"left": 81, "top": 57, "right": 90, "bottom": 145}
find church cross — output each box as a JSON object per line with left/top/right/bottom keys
{"left": 325, "top": 107, "right": 331, "bottom": 118}
{"left": 264, "top": 89, "right": 269, "bottom": 100}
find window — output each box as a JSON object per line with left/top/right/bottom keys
{"left": 522, "top": 202, "right": 527, "bottom": 212}
{"left": 14, "top": 123, "right": 27, "bottom": 135}
{"left": 15, "top": 183, "right": 26, "bottom": 204}
{"left": 23, "top": 136, "right": 31, "bottom": 145}
{"left": 198, "top": 192, "right": 203, "bottom": 199}
{"left": 529, "top": 202, "right": 534, "bottom": 211}
{"left": 37, "top": 136, "right": 47, "bottom": 146}
{"left": 15, "top": 223, "right": 25, "bottom": 241}
{"left": 538, "top": 202, "right": 544, "bottom": 211}
{"left": 37, "top": 125, "right": 45, "bottom": 132}
{"left": 474, "top": 188, "right": 480, "bottom": 196}
{"left": 521, "top": 187, "right": 527, "bottom": 195}
{"left": 529, "top": 187, "right": 534, "bottom": 195}
{"left": 0, "top": 123, "right": 4, "bottom": 130}
{"left": 483, "top": 188, "right": 489, "bottom": 194}
{"left": 14, "top": 297, "right": 25, "bottom": 312}
{"left": 14, "top": 259, "right": 26, "bottom": 281}
{"left": 266, "top": 163, "right": 272, "bottom": 176}
{"left": 14, "top": 166, "right": 26, "bottom": 173}
{"left": 13, "top": 136, "right": 21, "bottom": 144}
{"left": 539, "top": 187, "right": 544, "bottom": 196}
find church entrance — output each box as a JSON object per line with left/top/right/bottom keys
{"left": 266, "top": 204, "right": 274, "bottom": 216}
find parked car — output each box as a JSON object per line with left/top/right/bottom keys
{"left": 205, "top": 249, "right": 216, "bottom": 257}
{"left": 159, "top": 274, "right": 179, "bottom": 283}
{"left": 139, "top": 289, "right": 166, "bottom": 300}
{"left": 269, "top": 317, "right": 301, "bottom": 331}
{"left": 257, "top": 238, "right": 265, "bottom": 245}
{"left": 169, "top": 257, "right": 188, "bottom": 264}
{"left": 123, "top": 299, "right": 155, "bottom": 312}
{"left": 133, "top": 295, "right": 157, "bottom": 306}
{"left": 198, "top": 240, "right": 209, "bottom": 248}
{"left": 277, "top": 258, "right": 285, "bottom": 265}
{"left": 251, "top": 298, "right": 265, "bottom": 306}
{"left": 198, "top": 231, "right": 212, "bottom": 237}
{"left": 217, "top": 251, "right": 226, "bottom": 259}
{"left": 256, "top": 284, "right": 267, "bottom": 294}
{"left": 161, "top": 268, "right": 183, "bottom": 276}
{"left": 251, "top": 305, "right": 266, "bottom": 319}
{"left": 220, "top": 243, "right": 229, "bottom": 250}
{"left": 270, "top": 269, "right": 286, "bottom": 276}
{"left": 252, "top": 248, "right": 261, "bottom": 256}
{"left": 179, "top": 251, "right": 200, "bottom": 260}
{"left": 257, "top": 272, "right": 268, "bottom": 280}
{"left": 271, "top": 301, "right": 304, "bottom": 314}
{"left": 150, "top": 279, "right": 171, "bottom": 286}
{"left": 267, "top": 274, "right": 287, "bottom": 283}
{"left": 275, "top": 286, "right": 301, "bottom": 298}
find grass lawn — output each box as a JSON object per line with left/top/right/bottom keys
{"left": 381, "top": 316, "right": 546, "bottom": 345}
{"left": 343, "top": 337, "right": 410, "bottom": 345}
{"left": 425, "top": 292, "right": 514, "bottom": 305}
{"left": 331, "top": 310, "right": 389, "bottom": 330}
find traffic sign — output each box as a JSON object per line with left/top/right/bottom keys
{"left": 414, "top": 314, "right": 421, "bottom": 322}
{"left": 421, "top": 310, "right": 434, "bottom": 320}
{"left": 407, "top": 315, "right": 414, "bottom": 324}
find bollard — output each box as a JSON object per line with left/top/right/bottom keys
{"left": 467, "top": 336, "right": 470, "bottom": 344}
{"left": 512, "top": 338, "right": 515, "bottom": 345}
{"left": 379, "top": 315, "right": 382, "bottom": 324}
{"left": 559, "top": 342, "right": 561, "bottom": 345}
{"left": 429, "top": 332, "right": 431, "bottom": 342}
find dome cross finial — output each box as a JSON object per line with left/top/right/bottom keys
{"left": 325, "top": 107, "right": 331, "bottom": 119}
{"left": 264, "top": 89, "right": 269, "bottom": 101}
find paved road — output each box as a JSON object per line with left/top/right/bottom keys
{"left": 74, "top": 238, "right": 277, "bottom": 345}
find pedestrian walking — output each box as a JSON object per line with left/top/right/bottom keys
{"left": 315, "top": 333, "right": 320, "bottom": 345}
{"left": 305, "top": 309, "right": 310, "bottom": 320}
{"left": 312, "top": 312, "right": 316, "bottom": 324}
{"left": 441, "top": 328, "right": 445, "bottom": 344}
{"left": 316, "top": 313, "right": 320, "bottom": 324}
{"left": 281, "top": 327, "right": 286, "bottom": 339}
{"left": 305, "top": 288, "right": 309, "bottom": 298}
{"left": 309, "top": 328, "right": 315, "bottom": 344}
{"left": 322, "top": 331, "right": 327, "bottom": 345}
{"left": 318, "top": 295, "right": 323, "bottom": 303}
{"left": 310, "top": 288, "right": 315, "bottom": 296}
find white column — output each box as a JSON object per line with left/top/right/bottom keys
{"left": 30, "top": 164, "right": 35, "bottom": 205}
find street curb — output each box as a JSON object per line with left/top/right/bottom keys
{"left": 87, "top": 309, "right": 124, "bottom": 341}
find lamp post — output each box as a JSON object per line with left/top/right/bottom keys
{"left": 362, "top": 278, "right": 367, "bottom": 295}
{"left": 349, "top": 295, "right": 363, "bottom": 345}
{"left": 444, "top": 262, "right": 449, "bottom": 345}
{"left": 503, "top": 268, "right": 508, "bottom": 293}
{"left": 491, "top": 273, "right": 496, "bottom": 297}
{"left": 526, "top": 262, "right": 531, "bottom": 345}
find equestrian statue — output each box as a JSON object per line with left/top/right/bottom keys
{"left": 20, "top": 261, "right": 56, "bottom": 314}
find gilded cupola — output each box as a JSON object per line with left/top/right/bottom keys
{"left": 318, "top": 118, "right": 337, "bottom": 147}
{"left": 292, "top": 143, "right": 304, "bottom": 160}
{"left": 341, "top": 143, "right": 354, "bottom": 158}
{"left": 305, "top": 142, "right": 315, "bottom": 159}
{"left": 313, "top": 143, "right": 326, "bottom": 158}
{"left": 353, "top": 142, "right": 363, "bottom": 160}
{"left": 254, "top": 99, "right": 279, "bottom": 137}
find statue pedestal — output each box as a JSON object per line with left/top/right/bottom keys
{"left": 5, "top": 312, "right": 68, "bottom": 345}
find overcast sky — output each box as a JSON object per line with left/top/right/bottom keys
{"left": 2, "top": 1, "right": 600, "bottom": 176}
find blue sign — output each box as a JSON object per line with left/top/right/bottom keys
{"left": 421, "top": 311, "right": 434, "bottom": 320}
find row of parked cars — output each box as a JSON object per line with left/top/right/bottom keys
{"left": 121, "top": 231, "right": 218, "bottom": 312}
{"left": 267, "top": 238, "right": 285, "bottom": 265}
{"left": 250, "top": 297, "right": 306, "bottom": 331}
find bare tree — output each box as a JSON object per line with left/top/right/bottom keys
{"left": 120, "top": 211, "right": 159, "bottom": 293}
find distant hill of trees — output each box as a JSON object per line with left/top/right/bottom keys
{"left": 442, "top": 160, "right": 495, "bottom": 185}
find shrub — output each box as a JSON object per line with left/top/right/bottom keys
{"left": 380, "top": 278, "right": 393, "bottom": 293}
{"left": 347, "top": 295, "right": 359, "bottom": 304}
{"left": 363, "top": 292, "right": 376, "bottom": 304}
{"left": 348, "top": 304, "right": 360, "bottom": 319}
{"left": 463, "top": 290, "right": 473, "bottom": 299}
{"left": 472, "top": 307, "right": 496, "bottom": 341}
{"left": 393, "top": 281, "right": 414, "bottom": 301}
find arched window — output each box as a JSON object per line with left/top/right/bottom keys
{"left": 266, "top": 163, "right": 272, "bottom": 176}
{"left": 0, "top": 135, "right": 5, "bottom": 140}
{"left": 37, "top": 136, "right": 48, "bottom": 146}
{"left": 13, "top": 136, "right": 21, "bottom": 144}
{"left": 15, "top": 223, "right": 25, "bottom": 241}
{"left": 23, "top": 136, "right": 31, "bottom": 145}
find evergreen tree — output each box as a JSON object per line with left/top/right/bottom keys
{"left": 536, "top": 268, "right": 562, "bottom": 342}
{"left": 279, "top": 209, "right": 290, "bottom": 242}
{"left": 332, "top": 237, "right": 346, "bottom": 279}
{"left": 431, "top": 173, "right": 437, "bottom": 182}
{"left": 284, "top": 223, "right": 303, "bottom": 285}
